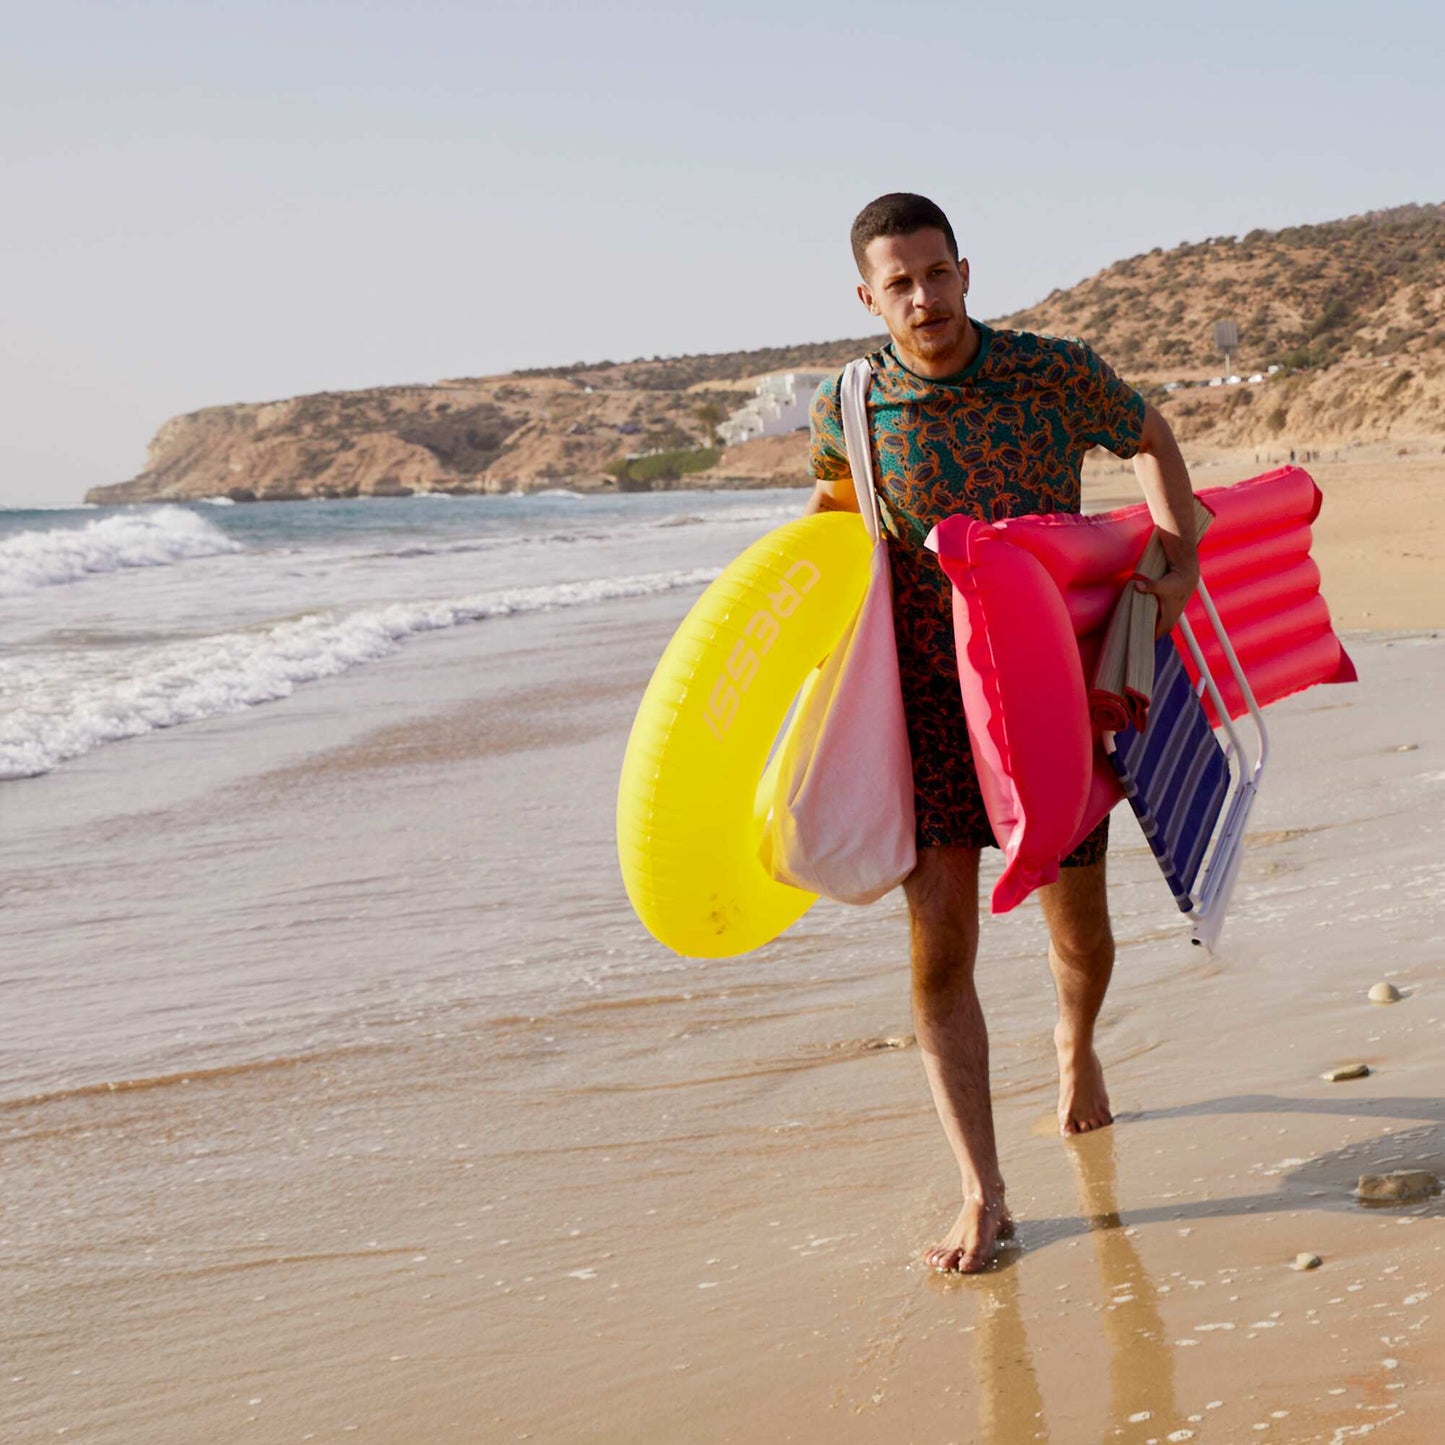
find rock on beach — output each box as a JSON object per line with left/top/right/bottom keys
{"left": 1322, "top": 1063, "right": 1371, "bottom": 1082}
{"left": 1356, "top": 1171, "right": 1442, "bottom": 1203}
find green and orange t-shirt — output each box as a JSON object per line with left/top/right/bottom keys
{"left": 808, "top": 323, "right": 1146, "bottom": 850}
{"left": 808, "top": 321, "right": 1145, "bottom": 543}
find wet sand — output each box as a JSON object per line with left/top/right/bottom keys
{"left": 5, "top": 464, "right": 1444, "bottom": 1444}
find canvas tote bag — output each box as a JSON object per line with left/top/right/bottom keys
{"left": 762, "top": 358, "right": 916, "bottom": 903}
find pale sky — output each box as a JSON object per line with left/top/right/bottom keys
{"left": 3, "top": 0, "right": 1441, "bottom": 505}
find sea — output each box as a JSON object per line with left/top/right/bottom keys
{"left": 0, "top": 490, "right": 803, "bottom": 783}
{"left": 0, "top": 489, "right": 817, "bottom": 1106}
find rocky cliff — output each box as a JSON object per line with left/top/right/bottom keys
{"left": 88, "top": 202, "right": 1445, "bottom": 505}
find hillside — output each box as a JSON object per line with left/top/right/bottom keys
{"left": 1000, "top": 201, "right": 1445, "bottom": 449}
{"left": 87, "top": 203, "right": 1445, "bottom": 504}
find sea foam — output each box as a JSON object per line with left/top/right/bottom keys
{"left": 0, "top": 507, "right": 241, "bottom": 595}
{"left": 0, "top": 565, "right": 719, "bottom": 779}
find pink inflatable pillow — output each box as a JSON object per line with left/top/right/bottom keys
{"left": 930, "top": 520, "right": 1098, "bottom": 914}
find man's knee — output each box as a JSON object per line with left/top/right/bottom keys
{"left": 1051, "top": 918, "right": 1115, "bottom": 974}
{"left": 905, "top": 847, "right": 981, "bottom": 999}
{"left": 1040, "top": 861, "right": 1114, "bottom": 971}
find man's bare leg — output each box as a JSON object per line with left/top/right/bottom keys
{"left": 904, "top": 846, "right": 1013, "bottom": 1272}
{"left": 1037, "top": 859, "right": 1116, "bottom": 1136}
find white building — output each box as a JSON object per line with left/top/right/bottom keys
{"left": 716, "top": 371, "right": 830, "bottom": 446}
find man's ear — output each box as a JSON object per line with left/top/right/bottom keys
{"left": 959, "top": 258, "right": 970, "bottom": 294}
{"left": 857, "top": 282, "right": 880, "bottom": 315}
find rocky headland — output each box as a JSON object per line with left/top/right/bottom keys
{"left": 87, "top": 202, "right": 1445, "bottom": 505}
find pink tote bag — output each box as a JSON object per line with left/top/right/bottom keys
{"left": 763, "top": 359, "right": 916, "bottom": 904}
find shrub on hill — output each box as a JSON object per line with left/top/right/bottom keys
{"left": 606, "top": 447, "right": 720, "bottom": 486}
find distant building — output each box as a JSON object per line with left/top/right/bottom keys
{"left": 716, "top": 371, "right": 830, "bottom": 446}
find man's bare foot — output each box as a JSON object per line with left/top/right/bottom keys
{"left": 1055, "top": 1023, "right": 1113, "bottom": 1136}
{"left": 922, "top": 1196, "right": 1015, "bottom": 1274}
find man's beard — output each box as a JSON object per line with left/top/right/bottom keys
{"left": 906, "top": 310, "right": 966, "bottom": 360}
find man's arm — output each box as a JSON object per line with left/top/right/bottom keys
{"left": 1131, "top": 402, "right": 1199, "bottom": 636}
{"left": 803, "top": 472, "right": 861, "bottom": 516}
{"left": 803, "top": 372, "right": 861, "bottom": 517}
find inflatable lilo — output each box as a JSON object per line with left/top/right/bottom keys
{"left": 930, "top": 466, "right": 1355, "bottom": 929}
{"left": 616, "top": 513, "right": 870, "bottom": 957}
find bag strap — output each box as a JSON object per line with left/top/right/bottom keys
{"left": 839, "top": 358, "right": 882, "bottom": 546}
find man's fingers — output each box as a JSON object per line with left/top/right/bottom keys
{"left": 1133, "top": 569, "right": 1198, "bottom": 637}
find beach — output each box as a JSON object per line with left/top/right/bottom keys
{"left": 3, "top": 462, "right": 1443, "bottom": 1444}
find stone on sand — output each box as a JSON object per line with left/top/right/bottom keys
{"left": 1356, "top": 1171, "right": 1442, "bottom": 1203}
{"left": 1321, "top": 1063, "right": 1371, "bottom": 1082}
{"left": 1290, "top": 1252, "right": 1323, "bottom": 1271}
{"left": 1368, "top": 981, "right": 1402, "bottom": 1004}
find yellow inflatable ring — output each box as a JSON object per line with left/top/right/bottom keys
{"left": 617, "top": 512, "right": 871, "bottom": 957}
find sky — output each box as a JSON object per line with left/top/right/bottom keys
{"left": 3, "top": 0, "right": 1442, "bottom": 505}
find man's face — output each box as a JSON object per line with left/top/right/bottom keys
{"left": 858, "top": 229, "right": 971, "bottom": 375}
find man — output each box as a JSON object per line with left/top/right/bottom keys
{"left": 805, "top": 193, "right": 1198, "bottom": 1274}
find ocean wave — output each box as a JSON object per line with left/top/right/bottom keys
{"left": 363, "top": 498, "right": 797, "bottom": 562}
{"left": 652, "top": 505, "right": 797, "bottom": 531}
{"left": 367, "top": 529, "right": 609, "bottom": 561}
{"left": 0, "top": 565, "right": 719, "bottom": 779}
{"left": 2, "top": 501, "right": 98, "bottom": 512}
{"left": 0, "top": 507, "right": 242, "bottom": 595}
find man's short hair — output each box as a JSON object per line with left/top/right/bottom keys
{"left": 850, "top": 193, "right": 959, "bottom": 276}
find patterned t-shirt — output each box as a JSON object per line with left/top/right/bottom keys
{"left": 809, "top": 322, "right": 1145, "bottom": 541}
{"left": 808, "top": 323, "right": 1146, "bottom": 850}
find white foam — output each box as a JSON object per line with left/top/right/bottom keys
{"left": 0, "top": 565, "right": 719, "bottom": 779}
{"left": 0, "top": 507, "right": 241, "bottom": 594}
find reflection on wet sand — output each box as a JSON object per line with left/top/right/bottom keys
{"left": 972, "top": 1129, "right": 1183, "bottom": 1443}
{"left": 1070, "top": 1130, "right": 1185, "bottom": 1441}
{"left": 973, "top": 1260, "right": 1048, "bottom": 1443}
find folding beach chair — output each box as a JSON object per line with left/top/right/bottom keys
{"left": 1101, "top": 579, "right": 1269, "bottom": 951}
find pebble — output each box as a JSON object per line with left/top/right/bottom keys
{"left": 1394, "top": 743, "right": 1419, "bottom": 752}
{"left": 1321, "top": 1063, "right": 1371, "bottom": 1082}
{"left": 1290, "top": 1252, "right": 1323, "bottom": 1271}
{"left": 1356, "top": 1171, "right": 1442, "bottom": 1203}
{"left": 1368, "top": 982, "right": 1403, "bottom": 1004}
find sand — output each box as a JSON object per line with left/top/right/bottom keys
{"left": 5, "top": 456, "right": 1444, "bottom": 1444}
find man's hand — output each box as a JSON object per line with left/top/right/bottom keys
{"left": 1135, "top": 564, "right": 1200, "bottom": 638}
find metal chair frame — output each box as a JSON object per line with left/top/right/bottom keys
{"left": 1103, "top": 577, "right": 1269, "bottom": 951}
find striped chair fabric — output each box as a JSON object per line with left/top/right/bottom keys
{"left": 1106, "top": 636, "right": 1231, "bottom": 911}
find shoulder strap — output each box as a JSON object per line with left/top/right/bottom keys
{"left": 839, "top": 358, "right": 882, "bottom": 546}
